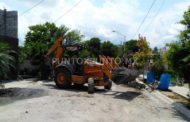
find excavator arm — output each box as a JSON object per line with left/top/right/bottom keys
{"left": 46, "top": 34, "right": 64, "bottom": 65}
{"left": 99, "top": 55, "right": 119, "bottom": 79}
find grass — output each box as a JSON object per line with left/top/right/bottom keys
{"left": 161, "top": 90, "right": 190, "bottom": 110}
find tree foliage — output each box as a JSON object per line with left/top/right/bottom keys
{"left": 66, "top": 30, "right": 84, "bottom": 43}
{"left": 125, "top": 39, "right": 139, "bottom": 53}
{"left": 101, "top": 41, "right": 118, "bottom": 57}
{"left": 85, "top": 37, "right": 101, "bottom": 57}
{"left": 166, "top": 42, "right": 190, "bottom": 82}
{"left": 20, "top": 22, "right": 83, "bottom": 79}
{"left": 0, "top": 42, "right": 15, "bottom": 79}
{"left": 133, "top": 37, "right": 152, "bottom": 69}
{"left": 22, "top": 22, "right": 84, "bottom": 60}
{"left": 166, "top": 6, "right": 190, "bottom": 84}
{"left": 151, "top": 59, "right": 166, "bottom": 80}
{"left": 80, "top": 49, "right": 91, "bottom": 58}
{"left": 24, "top": 22, "right": 68, "bottom": 58}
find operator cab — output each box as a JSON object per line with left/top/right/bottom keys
{"left": 61, "top": 37, "right": 84, "bottom": 76}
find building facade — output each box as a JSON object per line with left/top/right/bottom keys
{"left": 0, "top": 9, "right": 18, "bottom": 80}
{"left": 0, "top": 9, "right": 18, "bottom": 38}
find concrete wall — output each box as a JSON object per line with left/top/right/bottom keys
{"left": 0, "top": 9, "right": 18, "bottom": 38}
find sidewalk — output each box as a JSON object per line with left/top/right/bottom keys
{"left": 169, "top": 86, "right": 189, "bottom": 99}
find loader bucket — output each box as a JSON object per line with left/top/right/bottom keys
{"left": 98, "top": 55, "right": 144, "bottom": 89}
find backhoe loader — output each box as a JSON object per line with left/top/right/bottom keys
{"left": 46, "top": 34, "right": 118, "bottom": 93}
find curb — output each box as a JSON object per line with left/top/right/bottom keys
{"left": 169, "top": 87, "right": 189, "bottom": 99}
{"left": 155, "top": 91, "right": 190, "bottom": 120}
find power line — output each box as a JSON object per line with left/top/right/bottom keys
{"left": 20, "top": 0, "right": 45, "bottom": 16}
{"left": 54, "top": 0, "right": 83, "bottom": 22}
{"left": 143, "top": 0, "right": 165, "bottom": 33}
{"left": 133, "top": 0, "right": 157, "bottom": 38}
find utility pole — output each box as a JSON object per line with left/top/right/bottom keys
{"left": 112, "top": 30, "right": 126, "bottom": 53}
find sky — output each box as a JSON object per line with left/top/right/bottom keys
{"left": 0, "top": 0, "right": 190, "bottom": 48}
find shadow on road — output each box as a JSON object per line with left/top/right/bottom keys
{"left": 0, "top": 88, "right": 48, "bottom": 106}
{"left": 43, "top": 83, "right": 106, "bottom": 93}
{"left": 104, "top": 91, "right": 142, "bottom": 101}
{"left": 43, "top": 82, "right": 142, "bottom": 101}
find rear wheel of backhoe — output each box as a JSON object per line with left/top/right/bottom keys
{"left": 55, "top": 68, "right": 71, "bottom": 89}
{"left": 104, "top": 80, "right": 112, "bottom": 90}
{"left": 88, "top": 78, "right": 94, "bottom": 94}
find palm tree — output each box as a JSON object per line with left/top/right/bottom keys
{"left": 0, "top": 42, "right": 15, "bottom": 81}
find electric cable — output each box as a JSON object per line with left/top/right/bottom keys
{"left": 133, "top": 0, "right": 157, "bottom": 38}
{"left": 20, "top": 0, "right": 45, "bottom": 16}
{"left": 54, "top": 0, "right": 83, "bottom": 22}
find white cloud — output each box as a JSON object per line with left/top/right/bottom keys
{"left": 16, "top": 0, "right": 142, "bottom": 45}
{"left": 0, "top": 0, "right": 190, "bottom": 47}
{"left": 0, "top": 1, "right": 10, "bottom": 9}
{"left": 18, "top": 0, "right": 57, "bottom": 7}
{"left": 142, "top": 1, "right": 190, "bottom": 47}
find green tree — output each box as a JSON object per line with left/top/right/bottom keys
{"left": 151, "top": 60, "right": 166, "bottom": 80}
{"left": 133, "top": 36, "right": 152, "bottom": 69}
{"left": 0, "top": 42, "right": 15, "bottom": 80}
{"left": 152, "top": 47, "right": 161, "bottom": 61}
{"left": 24, "top": 22, "right": 84, "bottom": 61}
{"left": 153, "top": 47, "right": 158, "bottom": 53}
{"left": 125, "top": 39, "right": 139, "bottom": 53}
{"left": 80, "top": 49, "right": 91, "bottom": 58}
{"left": 25, "top": 22, "right": 68, "bottom": 58}
{"left": 166, "top": 42, "right": 190, "bottom": 83}
{"left": 22, "top": 22, "right": 83, "bottom": 79}
{"left": 19, "top": 46, "right": 27, "bottom": 63}
{"left": 86, "top": 37, "right": 101, "bottom": 57}
{"left": 66, "top": 30, "right": 83, "bottom": 43}
{"left": 180, "top": 6, "right": 190, "bottom": 46}
{"left": 101, "top": 41, "right": 118, "bottom": 57}
{"left": 166, "top": 6, "right": 190, "bottom": 84}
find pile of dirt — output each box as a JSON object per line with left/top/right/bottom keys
{"left": 112, "top": 67, "right": 140, "bottom": 84}
{"left": 112, "top": 67, "right": 145, "bottom": 89}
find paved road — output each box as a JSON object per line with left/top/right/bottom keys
{"left": 0, "top": 80, "right": 189, "bottom": 122}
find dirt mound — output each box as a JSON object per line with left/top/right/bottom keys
{"left": 112, "top": 67, "right": 145, "bottom": 89}
{"left": 112, "top": 67, "right": 140, "bottom": 84}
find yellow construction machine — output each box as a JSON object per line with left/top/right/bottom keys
{"left": 46, "top": 34, "right": 118, "bottom": 93}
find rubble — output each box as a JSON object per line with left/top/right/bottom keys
{"left": 112, "top": 67, "right": 145, "bottom": 89}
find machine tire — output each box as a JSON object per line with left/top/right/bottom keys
{"left": 55, "top": 68, "right": 71, "bottom": 89}
{"left": 104, "top": 80, "right": 112, "bottom": 90}
{"left": 88, "top": 78, "right": 94, "bottom": 94}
